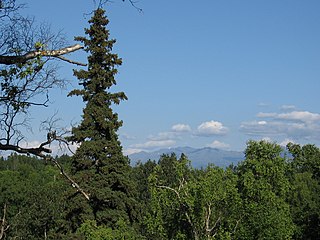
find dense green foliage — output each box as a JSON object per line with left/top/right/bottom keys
{"left": 0, "top": 154, "right": 68, "bottom": 239}
{"left": 236, "top": 141, "right": 294, "bottom": 239}
{"left": 1, "top": 141, "right": 319, "bottom": 239}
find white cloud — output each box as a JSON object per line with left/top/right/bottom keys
{"left": 257, "top": 112, "right": 277, "bottom": 118}
{"left": 258, "top": 111, "right": 320, "bottom": 123}
{"left": 20, "top": 140, "right": 42, "bottom": 149}
{"left": 123, "top": 148, "right": 143, "bottom": 156}
{"left": 120, "top": 133, "right": 136, "bottom": 140}
{"left": 196, "top": 120, "right": 228, "bottom": 136}
{"left": 171, "top": 123, "right": 191, "bottom": 132}
{"left": 241, "top": 120, "right": 312, "bottom": 136}
{"left": 131, "top": 140, "right": 176, "bottom": 149}
{"left": 18, "top": 140, "right": 79, "bottom": 156}
{"left": 127, "top": 123, "right": 191, "bottom": 151}
{"left": 277, "top": 111, "right": 320, "bottom": 123}
{"left": 280, "top": 105, "right": 296, "bottom": 111}
{"left": 207, "top": 140, "right": 230, "bottom": 149}
{"left": 258, "top": 102, "right": 270, "bottom": 107}
{"left": 148, "top": 132, "right": 179, "bottom": 141}
{"left": 257, "top": 137, "right": 296, "bottom": 147}
{"left": 261, "top": 137, "right": 273, "bottom": 142}
{"left": 240, "top": 120, "right": 271, "bottom": 135}
{"left": 279, "top": 138, "right": 295, "bottom": 147}
{"left": 241, "top": 109, "right": 320, "bottom": 141}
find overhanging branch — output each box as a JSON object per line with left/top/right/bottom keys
{"left": 0, "top": 44, "right": 85, "bottom": 65}
{"left": 0, "top": 142, "right": 51, "bottom": 156}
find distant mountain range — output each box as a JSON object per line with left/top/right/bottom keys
{"left": 128, "top": 147, "right": 245, "bottom": 168}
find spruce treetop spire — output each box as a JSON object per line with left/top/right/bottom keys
{"left": 66, "top": 8, "right": 137, "bottom": 229}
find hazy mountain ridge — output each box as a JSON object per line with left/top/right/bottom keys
{"left": 129, "top": 147, "right": 245, "bottom": 168}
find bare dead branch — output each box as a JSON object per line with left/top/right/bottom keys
{"left": 0, "top": 0, "right": 25, "bottom": 20}
{"left": 205, "top": 203, "right": 212, "bottom": 233}
{"left": 94, "top": 0, "right": 143, "bottom": 13}
{"left": 0, "top": 204, "right": 9, "bottom": 240}
{"left": 205, "top": 204, "right": 221, "bottom": 234}
{"left": 42, "top": 132, "right": 90, "bottom": 200}
{"left": 55, "top": 55, "right": 86, "bottom": 66}
{"left": 0, "top": 142, "right": 51, "bottom": 156}
{"left": 157, "top": 185, "right": 180, "bottom": 198}
{"left": 207, "top": 215, "right": 221, "bottom": 233}
{"left": 0, "top": 44, "right": 85, "bottom": 65}
{"left": 49, "top": 157, "right": 90, "bottom": 201}
{"left": 125, "top": 0, "right": 143, "bottom": 13}
{"left": 232, "top": 216, "right": 242, "bottom": 235}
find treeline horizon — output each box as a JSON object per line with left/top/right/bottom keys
{"left": 0, "top": 140, "right": 319, "bottom": 239}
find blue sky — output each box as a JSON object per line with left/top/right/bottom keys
{"left": 23, "top": 0, "right": 320, "bottom": 155}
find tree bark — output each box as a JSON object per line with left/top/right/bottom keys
{"left": 0, "top": 204, "right": 9, "bottom": 240}
{"left": 0, "top": 44, "right": 85, "bottom": 65}
{"left": 0, "top": 143, "right": 51, "bottom": 156}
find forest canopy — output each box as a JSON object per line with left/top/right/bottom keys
{"left": 0, "top": 141, "right": 320, "bottom": 239}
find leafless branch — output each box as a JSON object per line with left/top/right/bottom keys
{"left": 94, "top": 0, "right": 143, "bottom": 13}
{"left": 39, "top": 113, "right": 76, "bottom": 155}
{"left": 55, "top": 55, "right": 86, "bottom": 66}
{"left": 205, "top": 204, "right": 221, "bottom": 236}
{"left": 125, "top": 0, "right": 143, "bottom": 13}
{"left": 0, "top": 142, "right": 51, "bottom": 156}
{"left": 157, "top": 185, "right": 180, "bottom": 198}
{"left": 0, "top": 0, "right": 25, "bottom": 20}
{"left": 0, "top": 44, "right": 85, "bottom": 65}
{"left": 0, "top": 204, "right": 9, "bottom": 240}
{"left": 232, "top": 216, "right": 242, "bottom": 235}
{"left": 50, "top": 156, "right": 90, "bottom": 200}
{"left": 0, "top": 60, "right": 64, "bottom": 146}
{"left": 205, "top": 203, "right": 212, "bottom": 233}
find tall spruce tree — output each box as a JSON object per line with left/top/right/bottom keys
{"left": 67, "top": 8, "right": 137, "bottom": 230}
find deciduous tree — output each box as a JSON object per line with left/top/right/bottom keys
{"left": 146, "top": 154, "right": 242, "bottom": 240}
{"left": 236, "top": 140, "right": 294, "bottom": 239}
{"left": 287, "top": 143, "right": 320, "bottom": 239}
